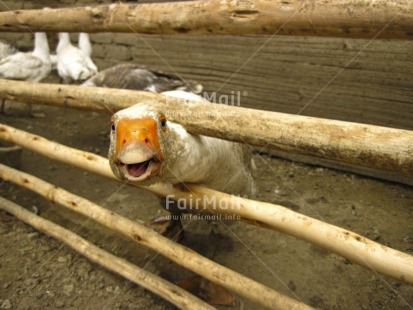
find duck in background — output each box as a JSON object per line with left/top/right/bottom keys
{"left": 0, "top": 33, "right": 52, "bottom": 115}
{"left": 82, "top": 63, "right": 203, "bottom": 94}
{"left": 56, "top": 32, "right": 98, "bottom": 84}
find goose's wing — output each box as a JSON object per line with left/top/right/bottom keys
{"left": 57, "top": 47, "right": 96, "bottom": 81}
{"left": 149, "top": 69, "right": 203, "bottom": 93}
{"left": 82, "top": 64, "right": 153, "bottom": 89}
{"left": 0, "top": 41, "right": 17, "bottom": 59}
{"left": 0, "top": 53, "right": 43, "bottom": 80}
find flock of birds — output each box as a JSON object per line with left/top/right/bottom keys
{"left": 0, "top": 32, "right": 95, "bottom": 87}
{"left": 0, "top": 32, "right": 202, "bottom": 95}
{"left": 0, "top": 32, "right": 202, "bottom": 114}
{"left": 0, "top": 31, "right": 257, "bottom": 218}
{"left": 0, "top": 31, "right": 256, "bottom": 303}
{"left": 0, "top": 30, "right": 256, "bottom": 211}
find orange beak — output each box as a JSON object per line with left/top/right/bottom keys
{"left": 114, "top": 117, "right": 163, "bottom": 163}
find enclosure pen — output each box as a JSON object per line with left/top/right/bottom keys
{"left": 0, "top": 164, "right": 312, "bottom": 310}
{"left": 0, "top": 1, "right": 411, "bottom": 39}
{"left": 0, "top": 124, "right": 412, "bottom": 286}
{"left": 0, "top": 196, "right": 216, "bottom": 310}
{"left": 0, "top": 0, "right": 412, "bottom": 308}
{"left": 0, "top": 80, "right": 411, "bottom": 175}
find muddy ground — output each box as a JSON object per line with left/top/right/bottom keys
{"left": 0, "top": 88, "right": 412, "bottom": 310}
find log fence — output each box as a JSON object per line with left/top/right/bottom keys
{"left": 0, "top": 1, "right": 412, "bottom": 308}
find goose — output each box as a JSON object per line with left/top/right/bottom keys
{"left": 109, "top": 90, "right": 256, "bottom": 229}
{"left": 109, "top": 91, "right": 256, "bottom": 197}
{"left": 0, "top": 33, "right": 51, "bottom": 115}
{"left": 0, "top": 33, "right": 51, "bottom": 82}
{"left": 0, "top": 40, "right": 17, "bottom": 113}
{"left": 82, "top": 63, "right": 203, "bottom": 94}
{"left": 108, "top": 90, "right": 256, "bottom": 304}
{"left": 56, "top": 32, "right": 98, "bottom": 83}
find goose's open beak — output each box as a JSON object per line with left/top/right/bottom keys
{"left": 114, "top": 117, "right": 163, "bottom": 181}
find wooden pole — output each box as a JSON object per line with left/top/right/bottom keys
{"left": 0, "top": 164, "right": 312, "bottom": 310}
{"left": 1, "top": 124, "right": 412, "bottom": 284}
{"left": 0, "top": 0, "right": 411, "bottom": 39}
{"left": 0, "top": 196, "right": 216, "bottom": 310}
{"left": 0, "top": 80, "right": 412, "bottom": 175}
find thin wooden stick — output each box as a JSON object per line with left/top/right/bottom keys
{"left": 0, "top": 1, "right": 411, "bottom": 39}
{"left": 0, "top": 196, "right": 215, "bottom": 310}
{"left": 0, "top": 80, "right": 412, "bottom": 175}
{"left": 0, "top": 164, "right": 312, "bottom": 310}
{"left": 1, "top": 124, "right": 413, "bottom": 284}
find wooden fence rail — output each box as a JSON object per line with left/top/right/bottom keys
{"left": 0, "top": 80, "right": 412, "bottom": 175}
{"left": 0, "top": 0, "right": 412, "bottom": 39}
{"left": 0, "top": 196, "right": 216, "bottom": 310}
{"left": 1, "top": 124, "right": 412, "bottom": 285}
{"left": 0, "top": 164, "right": 312, "bottom": 310}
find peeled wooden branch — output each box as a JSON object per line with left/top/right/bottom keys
{"left": 0, "top": 0, "right": 412, "bottom": 39}
{"left": 0, "top": 196, "right": 215, "bottom": 310}
{"left": 1, "top": 124, "right": 413, "bottom": 284}
{"left": 0, "top": 164, "right": 311, "bottom": 310}
{"left": 0, "top": 80, "right": 412, "bottom": 175}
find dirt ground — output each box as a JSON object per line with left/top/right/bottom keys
{"left": 0, "top": 86, "right": 412, "bottom": 310}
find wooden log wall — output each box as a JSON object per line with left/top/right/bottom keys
{"left": 0, "top": 0, "right": 412, "bottom": 182}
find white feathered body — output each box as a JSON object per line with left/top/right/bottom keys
{"left": 0, "top": 41, "right": 17, "bottom": 60}
{"left": 0, "top": 33, "right": 51, "bottom": 82}
{"left": 56, "top": 33, "right": 97, "bottom": 83}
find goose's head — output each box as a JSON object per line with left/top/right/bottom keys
{"left": 109, "top": 103, "right": 172, "bottom": 185}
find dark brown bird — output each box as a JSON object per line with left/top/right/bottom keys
{"left": 82, "top": 63, "right": 203, "bottom": 94}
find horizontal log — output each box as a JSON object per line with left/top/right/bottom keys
{"left": 0, "top": 196, "right": 215, "bottom": 310}
{"left": 1, "top": 124, "right": 412, "bottom": 284}
{"left": 0, "top": 0, "right": 412, "bottom": 39}
{"left": 261, "top": 148, "right": 413, "bottom": 187}
{"left": 0, "top": 80, "right": 412, "bottom": 175}
{"left": 0, "top": 164, "right": 310, "bottom": 310}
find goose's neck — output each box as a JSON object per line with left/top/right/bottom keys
{"left": 56, "top": 32, "right": 71, "bottom": 53}
{"left": 32, "top": 32, "right": 50, "bottom": 59}
{"left": 162, "top": 122, "right": 257, "bottom": 197}
{"left": 78, "top": 33, "right": 92, "bottom": 56}
{"left": 162, "top": 123, "right": 210, "bottom": 184}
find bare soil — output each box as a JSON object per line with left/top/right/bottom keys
{"left": 0, "top": 97, "right": 412, "bottom": 310}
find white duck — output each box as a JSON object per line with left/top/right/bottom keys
{"left": 0, "top": 33, "right": 51, "bottom": 115}
{"left": 56, "top": 32, "right": 98, "bottom": 83}
{"left": 82, "top": 63, "right": 203, "bottom": 94}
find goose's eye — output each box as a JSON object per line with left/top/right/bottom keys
{"left": 111, "top": 123, "right": 116, "bottom": 131}
{"left": 159, "top": 115, "right": 167, "bottom": 129}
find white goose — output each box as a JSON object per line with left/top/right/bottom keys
{"left": 109, "top": 91, "right": 257, "bottom": 240}
{"left": 56, "top": 32, "right": 98, "bottom": 83}
{"left": 0, "top": 40, "right": 17, "bottom": 113}
{"left": 0, "top": 32, "right": 51, "bottom": 82}
{"left": 82, "top": 63, "right": 203, "bottom": 94}
{"left": 0, "top": 33, "right": 51, "bottom": 114}
{"left": 109, "top": 92, "right": 256, "bottom": 303}
{"left": 109, "top": 90, "right": 256, "bottom": 199}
